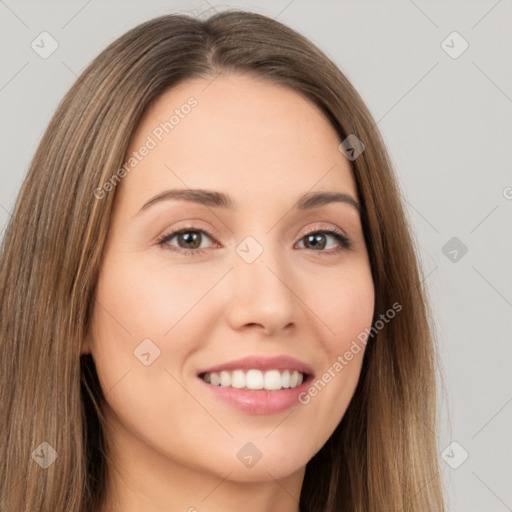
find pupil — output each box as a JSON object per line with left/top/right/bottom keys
{"left": 306, "top": 234, "right": 325, "bottom": 250}
{"left": 179, "top": 231, "right": 201, "bottom": 249}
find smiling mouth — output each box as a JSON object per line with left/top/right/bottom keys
{"left": 198, "top": 368, "right": 310, "bottom": 391}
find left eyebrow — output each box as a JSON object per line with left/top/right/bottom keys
{"left": 135, "top": 188, "right": 361, "bottom": 217}
{"left": 295, "top": 191, "right": 361, "bottom": 215}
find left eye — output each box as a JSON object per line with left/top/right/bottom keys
{"left": 296, "top": 230, "right": 351, "bottom": 251}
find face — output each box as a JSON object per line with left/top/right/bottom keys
{"left": 84, "top": 74, "right": 374, "bottom": 486}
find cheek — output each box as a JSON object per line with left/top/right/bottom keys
{"left": 88, "top": 256, "right": 221, "bottom": 456}
{"left": 312, "top": 261, "right": 375, "bottom": 349}
{"left": 88, "top": 255, "right": 190, "bottom": 390}
{"left": 88, "top": 251, "right": 232, "bottom": 411}
{"left": 295, "top": 264, "right": 374, "bottom": 449}
{"left": 93, "top": 250, "right": 223, "bottom": 348}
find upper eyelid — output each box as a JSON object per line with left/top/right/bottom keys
{"left": 157, "top": 227, "right": 217, "bottom": 246}
{"left": 157, "top": 222, "right": 220, "bottom": 242}
{"left": 296, "top": 224, "right": 347, "bottom": 238}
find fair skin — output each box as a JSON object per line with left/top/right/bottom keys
{"left": 83, "top": 74, "right": 375, "bottom": 512}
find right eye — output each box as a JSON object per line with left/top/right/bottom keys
{"left": 157, "top": 227, "right": 219, "bottom": 256}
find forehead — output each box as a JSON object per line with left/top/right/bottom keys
{"left": 118, "top": 74, "right": 357, "bottom": 211}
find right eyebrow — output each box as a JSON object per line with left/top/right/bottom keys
{"left": 138, "top": 189, "right": 233, "bottom": 214}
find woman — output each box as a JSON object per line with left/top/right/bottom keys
{"left": 0, "top": 10, "right": 446, "bottom": 512}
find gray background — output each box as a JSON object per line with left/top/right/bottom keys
{"left": 1, "top": 1, "right": 511, "bottom": 510}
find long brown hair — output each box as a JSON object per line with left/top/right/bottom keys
{"left": 0, "top": 10, "right": 446, "bottom": 511}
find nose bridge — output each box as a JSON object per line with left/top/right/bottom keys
{"left": 235, "top": 234, "right": 293, "bottom": 299}
{"left": 227, "top": 233, "right": 299, "bottom": 332}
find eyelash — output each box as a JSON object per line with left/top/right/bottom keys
{"left": 156, "top": 225, "right": 352, "bottom": 257}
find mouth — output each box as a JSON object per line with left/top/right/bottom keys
{"left": 196, "top": 355, "right": 314, "bottom": 414}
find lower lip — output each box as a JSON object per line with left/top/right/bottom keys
{"left": 198, "top": 376, "right": 311, "bottom": 415}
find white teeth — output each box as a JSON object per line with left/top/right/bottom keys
{"left": 281, "top": 370, "right": 290, "bottom": 388}
{"left": 246, "top": 369, "right": 263, "bottom": 389}
{"left": 220, "top": 371, "right": 231, "bottom": 387}
{"left": 264, "top": 369, "right": 282, "bottom": 390}
{"left": 231, "top": 370, "right": 245, "bottom": 389}
{"left": 201, "top": 369, "right": 305, "bottom": 390}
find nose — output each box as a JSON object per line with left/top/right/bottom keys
{"left": 225, "top": 243, "right": 300, "bottom": 336}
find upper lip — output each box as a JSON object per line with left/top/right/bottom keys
{"left": 197, "top": 355, "right": 314, "bottom": 377}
